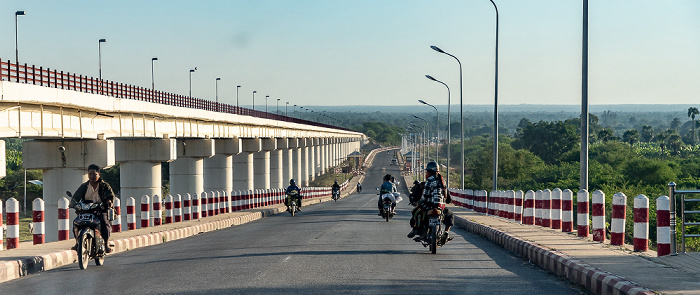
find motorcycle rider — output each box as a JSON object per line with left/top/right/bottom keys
{"left": 378, "top": 174, "right": 397, "bottom": 216}
{"left": 332, "top": 180, "right": 341, "bottom": 197}
{"left": 285, "top": 179, "right": 302, "bottom": 212}
{"left": 407, "top": 161, "right": 454, "bottom": 243}
{"left": 356, "top": 182, "right": 362, "bottom": 193}
{"left": 69, "top": 164, "right": 116, "bottom": 253}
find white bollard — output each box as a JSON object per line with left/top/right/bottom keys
{"left": 141, "top": 195, "right": 151, "bottom": 228}
{"left": 6, "top": 198, "right": 19, "bottom": 249}
{"left": 33, "top": 198, "right": 45, "bottom": 245}
{"left": 577, "top": 189, "right": 589, "bottom": 237}
{"left": 192, "top": 193, "right": 200, "bottom": 219}
{"left": 562, "top": 189, "right": 573, "bottom": 232}
{"left": 634, "top": 194, "right": 649, "bottom": 252}
{"left": 611, "top": 192, "right": 627, "bottom": 246}
{"left": 592, "top": 190, "right": 606, "bottom": 242}
{"left": 58, "top": 197, "right": 71, "bottom": 240}
{"left": 514, "top": 190, "right": 523, "bottom": 223}
{"left": 112, "top": 197, "right": 122, "bottom": 233}
{"left": 127, "top": 197, "right": 136, "bottom": 230}
{"left": 656, "top": 196, "right": 671, "bottom": 256}
{"left": 542, "top": 189, "right": 551, "bottom": 228}
{"left": 0, "top": 199, "right": 3, "bottom": 250}
{"left": 523, "top": 190, "right": 535, "bottom": 225}
{"left": 174, "top": 194, "right": 182, "bottom": 222}
{"left": 164, "top": 195, "right": 174, "bottom": 224}
{"left": 551, "top": 188, "right": 562, "bottom": 229}
{"left": 183, "top": 193, "right": 191, "bottom": 221}
{"left": 153, "top": 195, "right": 162, "bottom": 226}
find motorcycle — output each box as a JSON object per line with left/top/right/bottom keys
{"left": 67, "top": 191, "right": 108, "bottom": 269}
{"left": 413, "top": 194, "right": 450, "bottom": 254}
{"left": 376, "top": 188, "right": 397, "bottom": 222}
{"left": 332, "top": 189, "right": 340, "bottom": 201}
{"left": 286, "top": 190, "right": 301, "bottom": 217}
{"left": 356, "top": 184, "right": 362, "bottom": 193}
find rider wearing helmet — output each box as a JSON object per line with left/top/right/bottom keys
{"left": 332, "top": 180, "right": 341, "bottom": 197}
{"left": 285, "top": 179, "right": 302, "bottom": 212}
{"left": 378, "top": 174, "right": 397, "bottom": 216}
{"left": 407, "top": 161, "right": 454, "bottom": 242}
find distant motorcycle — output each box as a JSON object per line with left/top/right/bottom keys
{"left": 67, "top": 191, "right": 108, "bottom": 269}
{"left": 286, "top": 190, "right": 301, "bottom": 217}
{"left": 376, "top": 188, "right": 398, "bottom": 222}
{"left": 413, "top": 194, "right": 450, "bottom": 254}
{"left": 332, "top": 189, "right": 340, "bottom": 201}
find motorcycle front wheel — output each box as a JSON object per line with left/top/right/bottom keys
{"left": 78, "top": 233, "right": 91, "bottom": 269}
{"left": 429, "top": 227, "right": 438, "bottom": 254}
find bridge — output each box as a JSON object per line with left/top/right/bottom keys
{"left": 1, "top": 58, "right": 365, "bottom": 242}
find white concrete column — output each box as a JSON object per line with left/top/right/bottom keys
{"left": 23, "top": 139, "right": 115, "bottom": 242}
{"left": 308, "top": 138, "right": 316, "bottom": 182}
{"left": 301, "top": 138, "right": 310, "bottom": 186}
{"left": 170, "top": 139, "right": 215, "bottom": 201}
{"left": 271, "top": 139, "right": 284, "bottom": 189}
{"left": 233, "top": 138, "right": 261, "bottom": 191}
{"left": 323, "top": 139, "right": 330, "bottom": 172}
{"left": 293, "top": 139, "right": 303, "bottom": 184}
{"left": 254, "top": 138, "right": 275, "bottom": 189}
{"left": 280, "top": 138, "right": 293, "bottom": 186}
{"left": 206, "top": 138, "right": 241, "bottom": 194}
{"left": 315, "top": 138, "right": 322, "bottom": 177}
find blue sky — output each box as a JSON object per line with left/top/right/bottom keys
{"left": 1, "top": 0, "right": 699, "bottom": 107}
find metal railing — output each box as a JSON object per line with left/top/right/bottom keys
{"left": 669, "top": 182, "right": 700, "bottom": 254}
{"left": 0, "top": 58, "right": 354, "bottom": 132}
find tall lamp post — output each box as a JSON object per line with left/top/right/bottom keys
{"left": 419, "top": 99, "right": 439, "bottom": 166}
{"left": 413, "top": 115, "right": 430, "bottom": 163}
{"left": 188, "top": 67, "right": 197, "bottom": 98}
{"left": 425, "top": 74, "right": 451, "bottom": 187}
{"left": 430, "top": 45, "right": 464, "bottom": 190}
{"left": 277, "top": 98, "right": 281, "bottom": 115}
{"left": 252, "top": 91, "right": 257, "bottom": 110}
{"left": 151, "top": 57, "right": 158, "bottom": 90}
{"left": 265, "top": 95, "right": 269, "bottom": 112}
{"left": 236, "top": 85, "right": 241, "bottom": 107}
{"left": 98, "top": 38, "right": 106, "bottom": 83}
{"left": 488, "top": 0, "right": 500, "bottom": 191}
{"left": 215, "top": 77, "right": 221, "bottom": 111}
{"left": 15, "top": 11, "right": 25, "bottom": 66}
{"left": 410, "top": 123, "right": 426, "bottom": 181}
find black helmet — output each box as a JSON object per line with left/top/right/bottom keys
{"left": 290, "top": 179, "right": 296, "bottom": 185}
{"left": 425, "top": 161, "right": 439, "bottom": 172}
{"left": 334, "top": 180, "right": 338, "bottom": 184}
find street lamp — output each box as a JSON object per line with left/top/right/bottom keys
{"left": 151, "top": 57, "right": 158, "bottom": 90}
{"left": 425, "top": 74, "right": 451, "bottom": 187}
{"left": 413, "top": 115, "right": 430, "bottom": 164}
{"left": 236, "top": 85, "right": 241, "bottom": 107}
{"left": 252, "top": 91, "right": 257, "bottom": 110}
{"left": 294, "top": 105, "right": 298, "bottom": 117}
{"left": 215, "top": 77, "right": 221, "bottom": 111}
{"left": 189, "top": 67, "right": 197, "bottom": 98}
{"left": 581, "top": 0, "right": 589, "bottom": 191}
{"left": 419, "top": 99, "right": 439, "bottom": 166}
{"left": 98, "top": 38, "right": 106, "bottom": 81}
{"left": 15, "top": 11, "right": 25, "bottom": 66}
{"left": 410, "top": 123, "right": 426, "bottom": 181}
{"left": 265, "top": 95, "right": 269, "bottom": 112}
{"left": 488, "top": 0, "right": 500, "bottom": 191}
{"left": 277, "top": 98, "right": 281, "bottom": 115}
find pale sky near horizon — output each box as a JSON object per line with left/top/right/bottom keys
{"left": 1, "top": 1, "right": 698, "bottom": 108}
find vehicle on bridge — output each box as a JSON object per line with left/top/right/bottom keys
{"left": 69, "top": 192, "right": 108, "bottom": 269}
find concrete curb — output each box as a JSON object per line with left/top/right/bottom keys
{"left": 454, "top": 215, "right": 656, "bottom": 295}
{"left": 0, "top": 196, "right": 334, "bottom": 284}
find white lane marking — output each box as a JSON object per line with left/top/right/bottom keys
{"left": 282, "top": 256, "right": 292, "bottom": 262}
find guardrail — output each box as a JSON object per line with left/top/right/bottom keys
{"left": 0, "top": 58, "right": 354, "bottom": 132}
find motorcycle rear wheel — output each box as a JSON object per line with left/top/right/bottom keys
{"left": 385, "top": 211, "right": 390, "bottom": 222}
{"left": 430, "top": 228, "right": 438, "bottom": 254}
{"left": 78, "top": 233, "right": 91, "bottom": 269}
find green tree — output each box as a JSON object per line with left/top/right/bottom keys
{"left": 597, "top": 128, "right": 615, "bottom": 143}
{"left": 623, "top": 158, "right": 677, "bottom": 186}
{"left": 688, "top": 107, "right": 699, "bottom": 144}
{"left": 622, "top": 129, "right": 639, "bottom": 145}
{"left": 512, "top": 121, "right": 578, "bottom": 164}
{"left": 670, "top": 117, "right": 681, "bottom": 132}
{"left": 641, "top": 125, "right": 654, "bottom": 143}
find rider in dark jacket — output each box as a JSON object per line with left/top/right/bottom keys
{"left": 285, "top": 179, "right": 302, "bottom": 212}
{"left": 332, "top": 181, "right": 341, "bottom": 197}
{"left": 407, "top": 161, "right": 454, "bottom": 241}
{"left": 70, "top": 164, "right": 116, "bottom": 253}
{"left": 378, "top": 174, "right": 397, "bottom": 216}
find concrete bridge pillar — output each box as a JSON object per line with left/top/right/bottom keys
{"left": 115, "top": 138, "right": 176, "bottom": 229}
{"left": 272, "top": 138, "right": 287, "bottom": 189}
{"left": 170, "top": 139, "right": 215, "bottom": 202}
{"left": 315, "top": 138, "right": 322, "bottom": 177}
{"left": 233, "top": 138, "right": 261, "bottom": 191}
{"left": 308, "top": 138, "right": 316, "bottom": 183}
{"left": 254, "top": 138, "right": 276, "bottom": 189}
{"left": 23, "top": 139, "right": 115, "bottom": 242}
{"left": 204, "top": 138, "right": 241, "bottom": 195}
{"left": 324, "top": 138, "right": 331, "bottom": 172}
{"left": 301, "top": 138, "right": 311, "bottom": 186}
{"left": 292, "top": 138, "right": 303, "bottom": 185}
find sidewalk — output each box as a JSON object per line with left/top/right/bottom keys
{"left": 0, "top": 189, "right": 356, "bottom": 284}
{"left": 450, "top": 205, "right": 700, "bottom": 295}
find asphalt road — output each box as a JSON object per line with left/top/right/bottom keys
{"left": 0, "top": 151, "right": 585, "bottom": 295}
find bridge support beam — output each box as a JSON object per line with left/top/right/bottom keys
{"left": 292, "top": 138, "right": 303, "bottom": 185}
{"left": 233, "top": 138, "right": 261, "bottom": 191}
{"left": 308, "top": 138, "right": 316, "bottom": 183}
{"left": 271, "top": 138, "right": 286, "bottom": 189}
{"left": 204, "top": 138, "right": 241, "bottom": 195}
{"left": 279, "top": 138, "right": 292, "bottom": 187}
{"left": 301, "top": 138, "right": 310, "bottom": 186}
{"left": 116, "top": 138, "right": 176, "bottom": 229}
{"left": 254, "top": 138, "right": 276, "bottom": 190}
{"left": 169, "top": 139, "right": 214, "bottom": 204}
{"left": 23, "top": 139, "right": 115, "bottom": 242}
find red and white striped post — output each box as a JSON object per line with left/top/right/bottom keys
{"left": 141, "top": 195, "right": 151, "bottom": 228}
{"left": 6, "top": 198, "right": 19, "bottom": 249}
{"left": 514, "top": 190, "right": 523, "bottom": 223}
{"left": 610, "top": 192, "right": 627, "bottom": 246}
{"left": 209, "top": 191, "right": 216, "bottom": 216}
{"left": 33, "top": 198, "right": 45, "bottom": 244}
{"left": 551, "top": 188, "right": 562, "bottom": 229}
{"left": 577, "top": 189, "right": 589, "bottom": 237}
{"left": 201, "top": 192, "right": 208, "bottom": 218}
{"left": 112, "top": 197, "right": 121, "bottom": 233}
{"left": 562, "top": 189, "right": 573, "bottom": 232}
{"left": 221, "top": 191, "right": 227, "bottom": 214}
{"left": 192, "top": 193, "right": 200, "bottom": 219}
{"left": 522, "top": 190, "right": 535, "bottom": 225}
{"left": 127, "top": 197, "right": 136, "bottom": 230}
{"left": 535, "top": 190, "right": 543, "bottom": 226}
{"left": 58, "top": 197, "right": 71, "bottom": 239}
{"left": 634, "top": 194, "right": 649, "bottom": 252}
{"left": 656, "top": 196, "right": 671, "bottom": 256}
{"left": 232, "top": 191, "right": 240, "bottom": 211}
{"left": 488, "top": 190, "right": 496, "bottom": 216}
{"left": 592, "top": 190, "right": 605, "bottom": 242}
{"left": 506, "top": 190, "right": 515, "bottom": 220}
{"left": 152, "top": 195, "right": 162, "bottom": 226}
{"left": 174, "top": 194, "right": 182, "bottom": 222}
{"left": 164, "top": 195, "right": 173, "bottom": 224}
{"left": 542, "top": 189, "right": 551, "bottom": 228}
{"left": 183, "top": 193, "right": 191, "bottom": 221}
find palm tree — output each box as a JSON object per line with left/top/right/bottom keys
{"left": 688, "top": 107, "right": 699, "bottom": 144}
{"left": 598, "top": 128, "right": 615, "bottom": 143}
{"left": 622, "top": 129, "right": 639, "bottom": 146}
